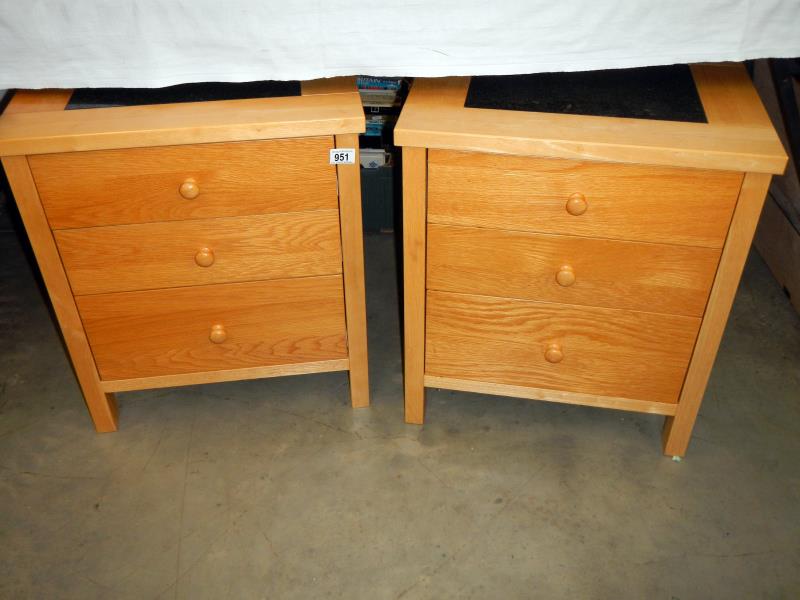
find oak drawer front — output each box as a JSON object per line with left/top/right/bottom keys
{"left": 427, "top": 150, "right": 742, "bottom": 248}
{"left": 57, "top": 210, "right": 343, "bottom": 295}
{"left": 427, "top": 224, "right": 720, "bottom": 317}
{"left": 30, "top": 137, "right": 338, "bottom": 229}
{"left": 425, "top": 291, "right": 700, "bottom": 404}
{"left": 77, "top": 276, "right": 348, "bottom": 381}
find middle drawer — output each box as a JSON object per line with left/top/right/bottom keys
{"left": 56, "top": 210, "right": 343, "bottom": 295}
{"left": 427, "top": 224, "right": 720, "bottom": 317}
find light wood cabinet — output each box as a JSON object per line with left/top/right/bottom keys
{"left": 396, "top": 64, "right": 787, "bottom": 456}
{"left": 0, "top": 79, "right": 369, "bottom": 431}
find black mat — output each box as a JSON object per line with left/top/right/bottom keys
{"left": 66, "top": 80, "right": 301, "bottom": 110}
{"left": 464, "top": 65, "right": 706, "bottom": 123}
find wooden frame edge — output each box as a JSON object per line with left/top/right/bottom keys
{"left": 663, "top": 171, "right": 773, "bottom": 456}
{"left": 100, "top": 359, "right": 350, "bottom": 393}
{"left": 402, "top": 146, "right": 428, "bottom": 424}
{"left": 395, "top": 66, "right": 787, "bottom": 174}
{"left": 0, "top": 93, "right": 365, "bottom": 156}
{"left": 424, "top": 375, "right": 678, "bottom": 416}
{"left": 2, "top": 155, "right": 118, "bottom": 432}
{"left": 335, "top": 133, "right": 370, "bottom": 408}
{"left": 4, "top": 90, "right": 72, "bottom": 115}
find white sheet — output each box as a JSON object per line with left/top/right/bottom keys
{"left": 1, "top": 1, "right": 799, "bottom": 89}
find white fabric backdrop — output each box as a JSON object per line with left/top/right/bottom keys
{"left": 1, "top": 0, "right": 799, "bottom": 89}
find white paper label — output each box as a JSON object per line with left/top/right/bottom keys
{"left": 329, "top": 148, "right": 356, "bottom": 165}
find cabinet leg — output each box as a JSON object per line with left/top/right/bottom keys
{"left": 402, "top": 147, "right": 427, "bottom": 424}
{"left": 2, "top": 155, "right": 119, "bottom": 432}
{"left": 662, "top": 415, "right": 692, "bottom": 458}
{"left": 404, "top": 377, "right": 425, "bottom": 425}
{"left": 84, "top": 388, "right": 118, "bottom": 432}
{"left": 662, "top": 172, "right": 772, "bottom": 457}
{"left": 335, "top": 134, "right": 370, "bottom": 408}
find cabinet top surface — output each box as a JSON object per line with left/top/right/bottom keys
{"left": 395, "top": 64, "right": 787, "bottom": 174}
{"left": 0, "top": 77, "right": 365, "bottom": 156}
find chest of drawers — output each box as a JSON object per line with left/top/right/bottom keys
{"left": 395, "top": 64, "right": 787, "bottom": 456}
{"left": 0, "top": 78, "right": 369, "bottom": 431}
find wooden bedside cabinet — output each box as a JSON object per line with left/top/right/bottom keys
{"left": 395, "top": 64, "right": 787, "bottom": 456}
{"left": 0, "top": 78, "right": 369, "bottom": 431}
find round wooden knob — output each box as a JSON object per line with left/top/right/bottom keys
{"left": 566, "top": 193, "right": 587, "bottom": 216}
{"left": 194, "top": 247, "right": 215, "bottom": 267}
{"left": 179, "top": 179, "right": 200, "bottom": 200}
{"left": 545, "top": 343, "right": 564, "bottom": 364}
{"left": 209, "top": 324, "right": 227, "bottom": 344}
{"left": 556, "top": 265, "right": 576, "bottom": 287}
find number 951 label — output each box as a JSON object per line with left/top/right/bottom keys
{"left": 329, "top": 148, "right": 356, "bottom": 165}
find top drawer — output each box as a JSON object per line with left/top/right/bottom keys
{"left": 427, "top": 150, "right": 743, "bottom": 248}
{"left": 29, "top": 137, "right": 339, "bottom": 229}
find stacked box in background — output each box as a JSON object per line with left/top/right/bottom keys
{"left": 357, "top": 76, "right": 407, "bottom": 232}
{"left": 752, "top": 59, "right": 800, "bottom": 315}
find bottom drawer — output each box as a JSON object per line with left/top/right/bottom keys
{"left": 425, "top": 291, "right": 700, "bottom": 404}
{"left": 78, "top": 276, "right": 348, "bottom": 381}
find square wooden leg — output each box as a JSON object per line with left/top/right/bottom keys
{"left": 4, "top": 155, "right": 119, "bottom": 432}
{"left": 663, "top": 172, "right": 772, "bottom": 457}
{"left": 83, "top": 389, "right": 119, "bottom": 433}
{"left": 335, "top": 134, "right": 370, "bottom": 408}
{"left": 402, "top": 147, "right": 427, "bottom": 424}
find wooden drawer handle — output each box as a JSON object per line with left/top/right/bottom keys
{"left": 545, "top": 343, "right": 563, "bottom": 364}
{"left": 209, "top": 324, "right": 227, "bottom": 344}
{"left": 566, "top": 193, "right": 587, "bottom": 216}
{"left": 556, "top": 265, "right": 576, "bottom": 287}
{"left": 194, "top": 247, "right": 215, "bottom": 267}
{"left": 179, "top": 178, "right": 200, "bottom": 200}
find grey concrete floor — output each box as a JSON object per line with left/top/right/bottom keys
{"left": 1, "top": 197, "right": 799, "bottom": 599}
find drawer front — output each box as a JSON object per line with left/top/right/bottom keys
{"left": 30, "top": 137, "right": 338, "bottom": 229}
{"left": 77, "top": 276, "right": 348, "bottom": 381}
{"left": 427, "top": 150, "right": 742, "bottom": 248}
{"left": 57, "top": 210, "right": 343, "bottom": 295}
{"left": 425, "top": 290, "right": 700, "bottom": 404}
{"left": 427, "top": 224, "right": 720, "bottom": 317}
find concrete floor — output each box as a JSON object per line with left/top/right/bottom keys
{"left": 0, "top": 195, "right": 799, "bottom": 599}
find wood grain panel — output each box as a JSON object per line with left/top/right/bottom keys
{"left": 427, "top": 224, "right": 720, "bottom": 317}
{"left": 425, "top": 291, "right": 700, "bottom": 404}
{"left": 30, "top": 137, "right": 338, "bottom": 229}
{"left": 77, "top": 276, "right": 348, "bottom": 380}
{"left": 427, "top": 150, "right": 742, "bottom": 248}
{"left": 56, "top": 210, "right": 342, "bottom": 295}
